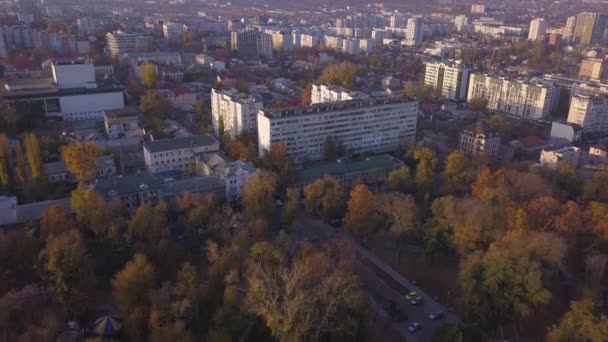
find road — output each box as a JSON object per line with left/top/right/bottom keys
{"left": 291, "top": 211, "right": 459, "bottom": 342}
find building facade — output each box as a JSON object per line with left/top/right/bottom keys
{"left": 211, "top": 88, "right": 263, "bottom": 138}
{"left": 567, "top": 92, "right": 608, "bottom": 133}
{"left": 257, "top": 96, "right": 419, "bottom": 163}
{"left": 459, "top": 120, "right": 501, "bottom": 159}
{"left": 528, "top": 18, "right": 548, "bottom": 40}
{"left": 579, "top": 58, "right": 607, "bottom": 80}
{"left": 143, "top": 135, "right": 220, "bottom": 176}
{"left": 540, "top": 146, "right": 581, "bottom": 169}
{"left": 467, "top": 74, "right": 558, "bottom": 119}
{"left": 106, "top": 31, "right": 151, "bottom": 56}
{"left": 311, "top": 84, "right": 368, "bottom": 104}
{"left": 230, "top": 30, "right": 272, "bottom": 59}
{"left": 573, "top": 12, "right": 608, "bottom": 45}
{"left": 424, "top": 59, "right": 472, "bottom": 101}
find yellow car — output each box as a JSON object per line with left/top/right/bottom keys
{"left": 404, "top": 291, "right": 417, "bottom": 301}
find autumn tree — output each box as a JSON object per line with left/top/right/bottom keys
{"left": 283, "top": 187, "right": 299, "bottom": 227}
{"left": 301, "top": 82, "right": 312, "bottom": 106}
{"left": 241, "top": 171, "right": 276, "bottom": 222}
{"left": 128, "top": 202, "right": 169, "bottom": 245}
{"left": 344, "top": 184, "right": 379, "bottom": 241}
{"left": 140, "top": 61, "right": 157, "bottom": 88}
{"left": 0, "top": 99, "right": 17, "bottom": 132}
{"left": 42, "top": 230, "right": 94, "bottom": 318}
{"left": 14, "top": 141, "right": 26, "bottom": 185}
{"left": 555, "top": 163, "right": 582, "bottom": 200}
{"left": 62, "top": 141, "right": 101, "bottom": 183}
{"left": 386, "top": 165, "right": 414, "bottom": 193}
{"left": 377, "top": 192, "right": 418, "bottom": 262}
{"left": 414, "top": 147, "right": 438, "bottom": 197}
{"left": 444, "top": 150, "right": 473, "bottom": 194}
{"left": 195, "top": 100, "right": 212, "bottom": 131}
{"left": 40, "top": 205, "right": 74, "bottom": 239}
{"left": 176, "top": 192, "right": 216, "bottom": 237}
{"left": 468, "top": 97, "right": 489, "bottom": 112}
{"left": 548, "top": 299, "right": 608, "bottom": 342}
{"left": 245, "top": 241, "right": 366, "bottom": 341}
{"left": 70, "top": 184, "right": 108, "bottom": 236}
{"left": 585, "top": 201, "right": 608, "bottom": 241}
{"left": 319, "top": 62, "right": 357, "bottom": 89}
{"left": 261, "top": 142, "right": 294, "bottom": 189}
{"left": 0, "top": 134, "right": 12, "bottom": 192}
{"left": 583, "top": 173, "right": 608, "bottom": 203}
{"left": 140, "top": 90, "right": 170, "bottom": 126}
{"left": 304, "top": 176, "right": 344, "bottom": 222}
{"left": 112, "top": 253, "right": 156, "bottom": 341}
{"left": 23, "top": 133, "right": 42, "bottom": 181}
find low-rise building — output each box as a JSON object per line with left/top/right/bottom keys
{"left": 579, "top": 58, "right": 607, "bottom": 80}
{"left": 221, "top": 160, "right": 256, "bottom": 202}
{"left": 43, "top": 155, "right": 117, "bottom": 182}
{"left": 459, "top": 120, "right": 501, "bottom": 160}
{"left": 104, "top": 107, "right": 139, "bottom": 139}
{"left": 540, "top": 146, "right": 581, "bottom": 169}
{"left": 93, "top": 174, "right": 165, "bottom": 211}
{"left": 143, "top": 135, "right": 219, "bottom": 177}
{"left": 550, "top": 122, "right": 583, "bottom": 143}
{"left": 589, "top": 144, "right": 608, "bottom": 158}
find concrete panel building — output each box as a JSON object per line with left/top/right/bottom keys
{"left": 424, "top": 59, "right": 472, "bottom": 101}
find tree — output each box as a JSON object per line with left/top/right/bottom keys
{"left": 61, "top": 141, "right": 101, "bottom": 183}
{"left": 555, "top": 163, "right": 582, "bottom": 199}
{"left": 319, "top": 62, "right": 357, "bottom": 89}
{"left": 14, "top": 141, "right": 27, "bottom": 185}
{"left": 112, "top": 253, "right": 156, "bottom": 341}
{"left": 140, "top": 90, "right": 170, "bottom": 126}
{"left": 176, "top": 192, "right": 215, "bottom": 238}
{"left": 42, "top": 230, "right": 94, "bottom": 318}
{"left": 127, "top": 203, "right": 168, "bottom": 244}
{"left": 0, "top": 134, "right": 12, "bottom": 192}
{"left": 245, "top": 241, "right": 366, "bottom": 341}
{"left": 70, "top": 184, "right": 108, "bottom": 236}
{"left": 585, "top": 201, "right": 608, "bottom": 241}
{"left": 140, "top": 61, "right": 157, "bottom": 88}
{"left": 548, "top": 299, "right": 608, "bottom": 342}
{"left": 403, "top": 82, "right": 416, "bottom": 97}
{"left": 324, "top": 135, "right": 338, "bottom": 162}
{"left": 304, "top": 176, "right": 344, "bottom": 222}
{"left": 386, "top": 165, "right": 414, "bottom": 193}
{"left": 468, "top": 97, "right": 488, "bottom": 112}
{"left": 377, "top": 192, "right": 418, "bottom": 262}
{"left": 23, "top": 133, "right": 42, "bottom": 181}
{"left": 283, "top": 187, "right": 299, "bottom": 227}
{"left": 344, "top": 184, "right": 379, "bottom": 240}
{"left": 583, "top": 173, "right": 608, "bottom": 203}
{"left": 0, "top": 99, "right": 17, "bottom": 132}
{"left": 195, "top": 100, "right": 212, "bottom": 130}
{"left": 414, "top": 147, "right": 438, "bottom": 197}
{"left": 40, "top": 205, "right": 74, "bottom": 239}
{"left": 444, "top": 150, "right": 473, "bottom": 194}
{"left": 241, "top": 171, "right": 276, "bottom": 222}
{"left": 301, "top": 82, "right": 312, "bottom": 106}
{"left": 261, "top": 142, "right": 294, "bottom": 189}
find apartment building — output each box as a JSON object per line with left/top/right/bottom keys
{"left": 324, "top": 35, "right": 343, "bottom": 49}
{"left": 406, "top": 17, "right": 423, "bottom": 46}
{"left": 267, "top": 30, "right": 293, "bottom": 51}
{"left": 467, "top": 74, "right": 558, "bottom": 119}
{"left": 230, "top": 30, "right": 272, "bottom": 59}
{"left": 567, "top": 91, "right": 608, "bottom": 133}
{"left": 104, "top": 107, "right": 140, "bottom": 139}
{"left": 300, "top": 33, "right": 322, "bottom": 48}
{"left": 528, "top": 18, "right": 548, "bottom": 40}
{"left": 211, "top": 88, "right": 263, "bottom": 138}
{"left": 106, "top": 31, "right": 151, "bottom": 56}
{"left": 311, "top": 84, "right": 368, "bottom": 104}
{"left": 163, "top": 22, "right": 185, "bottom": 41}
{"left": 424, "top": 59, "right": 472, "bottom": 101}
{"left": 143, "top": 135, "right": 220, "bottom": 176}
{"left": 257, "top": 96, "right": 419, "bottom": 163}
{"left": 579, "top": 58, "right": 607, "bottom": 80}
{"left": 459, "top": 120, "right": 501, "bottom": 159}
{"left": 573, "top": 12, "right": 608, "bottom": 45}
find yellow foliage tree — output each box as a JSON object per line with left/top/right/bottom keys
{"left": 62, "top": 142, "right": 101, "bottom": 183}
{"left": 140, "top": 61, "right": 157, "bottom": 88}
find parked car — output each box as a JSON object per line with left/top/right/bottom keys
{"left": 410, "top": 296, "right": 424, "bottom": 305}
{"left": 404, "top": 291, "right": 417, "bottom": 300}
{"left": 429, "top": 311, "right": 445, "bottom": 320}
{"left": 407, "top": 322, "right": 422, "bottom": 333}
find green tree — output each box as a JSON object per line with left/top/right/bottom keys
{"left": 468, "top": 97, "right": 489, "bottom": 112}
{"left": 444, "top": 150, "right": 473, "bottom": 194}
{"left": 140, "top": 90, "right": 170, "bottom": 126}
{"left": 195, "top": 100, "right": 212, "bottom": 130}
{"left": 555, "top": 163, "right": 582, "bottom": 199}
{"left": 61, "top": 141, "right": 101, "bottom": 183}
{"left": 303, "top": 176, "right": 344, "bottom": 222}
{"left": 140, "top": 61, "right": 157, "bottom": 88}
{"left": 0, "top": 134, "right": 12, "bottom": 191}
{"left": 548, "top": 299, "right": 608, "bottom": 342}
{"left": 23, "top": 133, "right": 42, "bottom": 181}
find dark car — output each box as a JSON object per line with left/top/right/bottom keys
{"left": 429, "top": 311, "right": 445, "bottom": 320}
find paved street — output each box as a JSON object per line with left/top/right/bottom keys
{"left": 291, "top": 211, "right": 459, "bottom": 342}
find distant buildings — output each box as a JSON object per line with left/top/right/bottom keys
{"left": 471, "top": 4, "right": 486, "bottom": 14}
{"left": 143, "top": 135, "right": 220, "bottom": 177}
{"left": 257, "top": 96, "right": 418, "bottom": 163}
{"left": 579, "top": 58, "right": 607, "bottom": 80}
{"left": 424, "top": 59, "right": 472, "bottom": 101}
{"left": 406, "top": 17, "right": 423, "bottom": 46}
{"left": 163, "top": 22, "right": 185, "bottom": 41}
{"left": 467, "top": 74, "right": 558, "bottom": 119}
{"left": 311, "top": 84, "right": 368, "bottom": 104}
{"left": 459, "top": 120, "right": 501, "bottom": 160}
{"left": 106, "top": 31, "right": 151, "bottom": 56}
{"left": 540, "top": 146, "right": 581, "bottom": 169}
{"left": 454, "top": 15, "right": 469, "bottom": 32}
{"left": 563, "top": 16, "right": 577, "bottom": 41}
{"left": 210, "top": 88, "right": 263, "bottom": 138}
{"left": 230, "top": 30, "right": 272, "bottom": 59}
{"left": 528, "top": 18, "right": 547, "bottom": 41}
{"left": 573, "top": 12, "right": 608, "bottom": 45}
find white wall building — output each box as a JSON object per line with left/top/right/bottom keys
{"left": 257, "top": 96, "right": 418, "bottom": 163}
{"left": 454, "top": 15, "right": 469, "bottom": 32}
{"left": 163, "top": 22, "right": 185, "bottom": 41}
{"left": 300, "top": 33, "right": 322, "bottom": 48}
{"left": 424, "top": 59, "right": 472, "bottom": 101}
{"left": 211, "top": 88, "right": 263, "bottom": 138}
{"left": 342, "top": 38, "right": 360, "bottom": 54}
{"left": 567, "top": 92, "right": 608, "bottom": 133}
{"left": 106, "top": 31, "right": 150, "bottom": 56}
{"left": 324, "top": 35, "right": 343, "bottom": 49}
{"left": 406, "top": 17, "right": 423, "bottom": 46}
{"left": 143, "top": 135, "right": 219, "bottom": 176}
{"left": 528, "top": 18, "right": 548, "bottom": 41}
{"left": 311, "top": 84, "right": 368, "bottom": 104}
{"left": 467, "top": 74, "right": 558, "bottom": 119}
{"left": 540, "top": 146, "right": 580, "bottom": 169}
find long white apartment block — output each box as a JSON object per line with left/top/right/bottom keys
{"left": 311, "top": 84, "right": 368, "bottom": 104}
{"left": 211, "top": 88, "right": 263, "bottom": 138}
{"left": 567, "top": 89, "right": 608, "bottom": 133}
{"left": 257, "top": 96, "right": 419, "bottom": 163}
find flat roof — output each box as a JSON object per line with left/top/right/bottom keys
{"left": 104, "top": 107, "right": 138, "bottom": 120}
{"left": 0, "top": 81, "right": 124, "bottom": 100}
{"left": 260, "top": 95, "right": 416, "bottom": 119}
{"left": 296, "top": 154, "right": 404, "bottom": 184}
{"left": 143, "top": 135, "right": 218, "bottom": 153}
{"left": 93, "top": 174, "right": 164, "bottom": 197}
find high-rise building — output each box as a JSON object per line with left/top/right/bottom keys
{"left": 106, "top": 31, "right": 151, "bottom": 56}
{"left": 467, "top": 74, "right": 558, "bottom": 119}
{"left": 454, "top": 15, "right": 469, "bottom": 32}
{"left": 11, "top": 25, "right": 32, "bottom": 49}
{"left": 424, "top": 59, "right": 472, "bottom": 101}
{"left": 528, "top": 18, "right": 548, "bottom": 41}
{"left": 17, "top": 0, "right": 40, "bottom": 25}
{"left": 311, "top": 84, "right": 368, "bottom": 104}
{"left": 267, "top": 30, "right": 293, "bottom": 51}
{"left": 230, "top": 30, "right": 272, "bottom": 59}
{"left": 163, "top": 22, "right": 185, "bottom": 41}
{"left": 257, "top": 96, "right": 418, "bottom": 163}
{"left": 406, "top": 17, "right": 423, "bottom": 46}
{"left": 211, "top": 88, "right": 263, "bottom": 138}
{"left": 563, "top": 16, "right": 577, "bottom": 41}
{"left": 573, "top": 12, "right": 608, "bottom": 45}
{"left": 471, "top": 4, "right": 486, "bottom": 14}
{"left": 389, "top": 14, "right": 405, "bottom": 28}
{"left": 342, "top": 38, "right": 360, "bottom": 55}
{"left": 300, "top": 33, "right": 321, "bottom": 47}
{"left": 567, "top": 91, "right": 608, "bottom": 133}
{"left": 324, "top": 35, "right": 343, "bottom": 49}
{"left": 0, "top": 27, "right": 6, "bottom": 59}
{"left": 579, "top": 58, "right": 607, "bottom": 80}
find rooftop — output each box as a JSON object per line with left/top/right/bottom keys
{"left": 143, "top": 135, "right": 218, "bottom": 153}
{"left": 296, "top": 154, "right": 404, "bottom": 184}
{"left": 104, "top": 107, "right": 138, "bottom": 120}
{"left": 93, "top": 174, "right": 165, "bottom": 197}
{"left": 163, "top": 175, "right": 224, "bottom": 196}
{"left": 261, "top": 95, "right": 416, "bottom": 119}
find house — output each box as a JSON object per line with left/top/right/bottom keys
{"left": 540, "top": 146, "right": 581, "bottom": 169}
{"left": 104, "top": 107, "right": 140, "bottom": 139}
{"left": 143, "top": 135, "right": 220, "bottom": 177}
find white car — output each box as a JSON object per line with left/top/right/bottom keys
{"left": 408, "top": 322, "right": 422, "bottom": 333}
{"left": 410, "top": 296, "right": 424, "bottom": 305}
